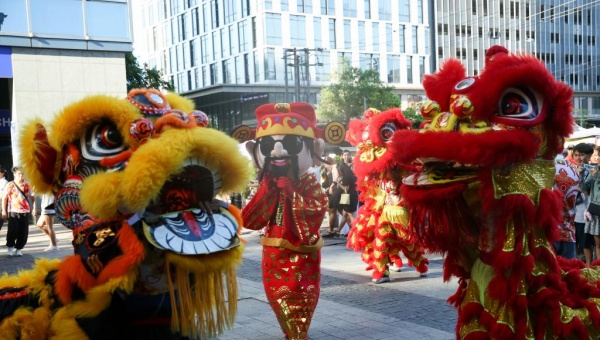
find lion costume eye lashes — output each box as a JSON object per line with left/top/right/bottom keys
{"left": 497, "top": 88, "right": 540, "bottom": 120}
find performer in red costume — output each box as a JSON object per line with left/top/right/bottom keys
{"left": 242, "top": 103, "right": 328, "bottom": 340}
{"left": 346, "top": 108, "right": 429, "bottom": 283}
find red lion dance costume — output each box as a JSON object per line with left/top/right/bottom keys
{"left": 346, "top": 108, "right": 428, "bottom": 283}
{"left": 394, "top": 45, "right": 600, "bottom": 338}
{"left": 241, "top": 103, "right": 328, "bottom": 340}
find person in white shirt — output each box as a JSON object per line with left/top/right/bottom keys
{"left": 0, "top": 168, "right": 7, "bottom": 231}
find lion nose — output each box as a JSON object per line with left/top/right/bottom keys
{"left": 271, "top": 142, "right": 288, "bottom": 157}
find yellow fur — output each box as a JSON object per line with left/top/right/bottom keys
{"left": 79, "top": 172, "right": 125, "bottom": 219}
{"left": 164, "top": 92, "right": 195, "bottom": 113}
{"left": 48, "top": 95, "right": 140, "bottom": 151}
{"left": 19, "top": 120, "right": 59, "bottom": 193}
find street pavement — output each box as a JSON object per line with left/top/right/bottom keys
{"left": 0, "top": 221, "right": 458, "bottom": 340}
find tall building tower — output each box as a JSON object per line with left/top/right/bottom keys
{"left": 133, "top": 0, "right": 431, "bottom": 133}
{"left": 434, "top": 0, "right": 600, "bottom": 121}
{"left": 0, "top": 0, "right": 133, "bottom": 166}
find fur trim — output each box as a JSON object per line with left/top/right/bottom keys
{"left": 19, "top": 121, "right": 59, "bottom": 194}
{"left": 164, "top": 92, "right": 195, "bottom": 113}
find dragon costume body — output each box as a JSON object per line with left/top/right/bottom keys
{"left": 393, "top": 46, "right": 600, "bottom": 339}
{"left": 345, "top": 108, "right": 428, "bottom": 283}
{"left": 0, "top": 89, "right": 251, "bottom": 339}
{"left": 240, "top": 103, "right": 328, "bottom": 340}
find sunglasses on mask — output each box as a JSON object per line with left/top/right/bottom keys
{"left": 259, "top": 135, "right": 305, "bottom": 156}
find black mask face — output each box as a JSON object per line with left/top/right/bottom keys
{"left": 258, "top": 135, "right": 304, "bottom": 156}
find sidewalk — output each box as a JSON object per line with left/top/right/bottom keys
{"left": 0, "top": 220, "right": 458, "bottom": 340}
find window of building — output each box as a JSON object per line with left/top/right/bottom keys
{"left": 221, "top": 28, "right": 228, "bottom": 57}
{"left": 387, "top": 55, "right": 400, "bottom": 83}
{"left": 290, "top": 15, "right": 307, "bottom": 47}
{"left": 358, "top": 21, "right": 366, "bottom": 50}
{"left": 589, "top": 36, "right": 596, "bottom": 46}
{"left": 359, "top": 53, "right": 378, "bottom": 71}
{"left": 229, "top": 24, "right": 236, "bottom": 55}
{"left": 234, "top": 56, "right": 241, "bottom": 83}
{"left": 379, "top": 0, "right": 391, "bottom": 20}
{"left": 264, "top": 48, "right": 276, "bottom": 80}
{"left": 223, "top": 0, "right": 236, "bottom": 24}
{"left": 412, "top": 26, "right": 418, "bottom": 53}
{"left": 30, "top": 0, "right": 84, "bottom": 37}
{"left": 177, "top": 72, "right": 184, "bottom": 92}
{"left": 315, "top": 50, "right": 330, "bottom": 81}
{"left": 472, "top": 0, "right": 477, "bottom": 14}
{"left": 373, "top": 22, "right": 379, "bottom": 51}
{"left": 211, "top": 1, "right": 220, "bottom": 29}
{"left": 265, "top": 13, "right": 282, "bottom": 45}
{"left": 551, "top": 33, "right": 559, "bottom": 43}
{"left": 281, "top": 0, "right": 289, "bottom": 11}
{"left": 200, "top": 35, "right": 208, "bottom": 63}
{"left": 241, "top": 0, "right": 250, "bottom": 17}
{"left": 244, "top": 53, "right": 250, "bottom": 84}
{"left": 314, "top": 17, "right": 322, "bottom": 47}
{"left": 398, "top": 25, "right": 405, "bottom": 53}
{"left": 343, "top": 0, "right": 357, "bottom": 17}
{"left": 252, "top": 17, "right": 257, "bottom": 48}
{"left": 386, "top": 24, "right": 393, "bottom": 52}
{"left": 202, "top": 3, "right": 209, "bottom": 32}
{"left": 187, "top": 70, "right": 192, "bottom": 91}
{"left": 564, "top": 6, "right": 569, "bottom": 23}
{"left": 399, "top": 0, "right": 410, "bottom": 22}
{"left": 510, "top": 1, "right": 518, "bottom": 19}
{"left": 419, "top": 56, "right": 426, "bottom": 81}
{"left": 194, "top": 67, "right": 199, "bottom": 89}
{"left": 500, "top": 0, "right": 504, "bottom": 18}
{"left": 192, "top": 8, "right": 200, "bottom": 36}
{"left": 254, "top": 51, "right": 260, "bottom": 82}
{"left": 212, "top": 31, "right": 219, "bottom": 60}
{"left": 321, "top": 0, "right": 335, "bottom": 15}
{"left": 329, "top": 18, "right": 337, "bottom": 48}
{"left": 417, "top": 0, "right": 423, "bottom": 23}
{"left": 344, "top": 20, "right": 352, "bottom": 49}
{"left": 364, "top": 0, "right": 371, "bottom": 19}
{"left": 406, "top": 55, "right": 413, "bottom": 83}
{"left": 222, "top": 59, "right": 231, "bottom": 84}
{"left": 424, "top": 27, "right": 429, "bottom": 54}
{"left": 190, "top": 40, "right": 197, "bottom": 67}
{"left": 483, "top": 0, "right": 488, "bottom": 15}
{"left": 298, "top": 0, "right": 312, "bottom": 13}
{"left": 338, "top": 51, "right": 352, "bottom": 65}
{"left": 86, "top": 1, "right": 130, "bottom": 40}
{"left": 210, "top": 63, "right": 218, "bottom": 85}
{"left": 238, "top": 20, "right": 248, "bottom": 52}
{"left": 264, "top": 0, "right": 272, "bottom": 10}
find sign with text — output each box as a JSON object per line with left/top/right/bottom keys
{"left": 0, "top": 110, "right": 10, "bottom": 134}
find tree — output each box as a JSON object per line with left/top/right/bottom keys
{"left": 125, "top": 52, "right": 174, "bottom": 92}
{"left": 401, "top": 103, "right": 424, "bottom": 129}
{"left": 316, "top": 60, "right": 401, "bottom": 123}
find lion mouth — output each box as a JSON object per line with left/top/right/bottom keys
{"left": 141, "top": 157, "right": 239, "bottom": 255}
{"left": 404, "top": 159, "right": 478, "bottom": 187}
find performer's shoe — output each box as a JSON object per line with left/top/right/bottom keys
{"left": 390, "top": 265, "right": 402, "bottom": 272}
{"left": 372, "top": 276, "right": 390, "bottom": 284}
{"left": 419, "top": 271, "right": 428, "bottom": 277}
{"left": 322, "top": 232, "right": 336, "bottom": 238}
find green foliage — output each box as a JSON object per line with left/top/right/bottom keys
{"left": 316, "top": 60, "right": 401, "bottom": 123}
{"left": 401, "top": 103, "right": 424, "bottom": 128}
{"left": 125, "top": 52, "right": 174, "bottom": 92}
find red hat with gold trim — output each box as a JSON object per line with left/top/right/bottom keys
{"left": 255, "top": 102, "right": 322, "bottom": 139}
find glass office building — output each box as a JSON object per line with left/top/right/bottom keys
{"left": 435, "top": 0, "right": 600, "bottom": 120}
{"left": 0, "top": 0, "right": 132, "bottom": 166}
{"left": 133, "top": 0, "right": 431, "bottom": 133}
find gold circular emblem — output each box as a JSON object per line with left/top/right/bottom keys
{"left": 324, "top": 122, "right": 346, "bottom": 145}
{"left": 230, "top": 125, "right": 253, "bottom": 143}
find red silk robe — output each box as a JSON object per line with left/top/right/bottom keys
{"left": 242, "top": 173, "right": 327, "bottom": 340}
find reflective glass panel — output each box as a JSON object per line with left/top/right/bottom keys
{"left": 86, "top": 1, "right": 130, "bottom": 40}
{"left": 30, "top": 0, "right": 84, "bottom": 37}
{"left": 0, "top": 0, "right": 28, "bottom": 34}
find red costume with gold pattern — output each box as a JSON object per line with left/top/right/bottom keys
{"left": 346, "top": 108, "right": 428, "bottom": 282}
{"left": 241, "top": 103, "right": 328, "bottom": 340}
{"left": 393, "top": 46, "right": 600, "bottom": 339}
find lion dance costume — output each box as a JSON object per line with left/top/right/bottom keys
{"left": 394, "top": 45, "right": 600, "bottom": 338}
{"left": 240, "top": 103, "right": 328, "bottom": 340}
{"left": 345, "top": 108, "right": 428, "bottom": 283}
{"left": 0, "top": 89, "right": 251, "bottom": 339}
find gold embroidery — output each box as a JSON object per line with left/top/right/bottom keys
{"left": 93, "top": 227, "right": 115, "bottom": 246}
{"left": 492, "top": 160, "right": 555, "bottom": 205}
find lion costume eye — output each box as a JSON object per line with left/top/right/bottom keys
{"left": 81, "top": 122, "right": 126, "bottom": 161}
{"left": 380, "top": 122, "right": 397, "bottom": 141}
{"left": 497, "top": 88, "right": 539, "bottom": 120}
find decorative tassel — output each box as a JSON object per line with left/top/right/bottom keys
{"left": 165, "top": 246, "right": 242, "bottom": 339}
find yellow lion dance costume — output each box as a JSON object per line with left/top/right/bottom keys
{"left": 0, "top": 89, "right": 251, "bottom": 339}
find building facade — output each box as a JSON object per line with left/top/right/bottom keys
{"left": 133, "top": 0, "right": 431, "bottom": 132}
{"left": 434, "top": 0, "right": 600, "bottom": 121}
{"left": 0, "top": 0, "right": 132, "bottom": 167}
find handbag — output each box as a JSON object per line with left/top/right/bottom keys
{"left": 588, "top": 202, "right": 600, "bottom": 216}
{"left": 339, "top": 190, "right": 351, "bottom": 205}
